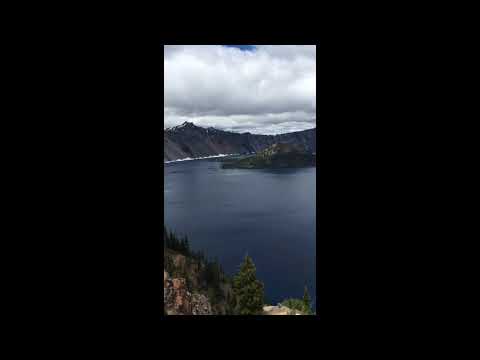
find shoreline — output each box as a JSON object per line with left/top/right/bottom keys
{"left": 164, "top": 153, "right": 239, "bottom": 164}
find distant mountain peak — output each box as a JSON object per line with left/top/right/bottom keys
{"left": 178, "top": 121, "right": 195, "bottom": 128}
{"left": 167, "top": 121, "right": 197, "bottom": 132}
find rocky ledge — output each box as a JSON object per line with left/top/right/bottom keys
{"left": 164, "top": 271, "right": 213, "bottom": 315}
{"left": 262, "top": 305, "right": 304, "bottom": 315}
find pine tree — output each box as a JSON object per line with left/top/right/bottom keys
{"left": 303, "top": 285, "right": 312, "bottom": 313}
{"left": 232, "top": 255, "right": 264, "bottom": 315}
{"left": 184, "top": 236, "right": 190, "bottom": 255}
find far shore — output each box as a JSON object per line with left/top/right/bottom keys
{"left": 164, "top": 153, "right": 239, "bottom": 164}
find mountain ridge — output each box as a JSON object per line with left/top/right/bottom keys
{"left": 164, "top": 122, "right": 316, "bottom": 162}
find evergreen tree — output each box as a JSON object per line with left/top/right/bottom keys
{"left": 164, "top": 227, "right": 192, "bottom": 256}
{"left": 232, "top": 255, "right": 264, "bottom": 315}
{"left": 184, "top": 236, "right": 190, "bottom": 254}
{"left": 303, "top": 285, "right": 312, "bottom": 312}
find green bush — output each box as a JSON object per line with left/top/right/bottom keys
{"left": 282, "top": 286, "right": 314, "bottom": 315}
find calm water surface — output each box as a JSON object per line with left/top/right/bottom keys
{"left": 164, "top": 157, "right": 316, "bottom": 308}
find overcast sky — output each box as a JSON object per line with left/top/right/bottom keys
{"left": 164, "top": 45, "right": 316, "bottom": 135}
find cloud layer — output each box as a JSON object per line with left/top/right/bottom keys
{"left": 164, "top": 45, "right": 316, "bottom": 135}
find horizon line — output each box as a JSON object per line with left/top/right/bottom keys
{"left": 164, "top": 121, "right": 316, "bottom": 136}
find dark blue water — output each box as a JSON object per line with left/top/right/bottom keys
{"left": 164, "top": 158, "right": 316, "bottom": 309}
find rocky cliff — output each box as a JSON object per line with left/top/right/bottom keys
{"left": 163, "top": 248, "right": 308, "bottom": 316}
{"left": 163, "top": 248, "right": 233, "bottom": 315}
{"left": 164, "top": 270, "right": 213, "bottom": 315}
{"left": 164, "top": 122, "right": 316, "bottom": 162}
{"left": 163, "top": 268, "right": 306, "bottom": 316}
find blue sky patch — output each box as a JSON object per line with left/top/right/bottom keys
{"left": 224, "top": 45, "right": 256, "bottom": 51}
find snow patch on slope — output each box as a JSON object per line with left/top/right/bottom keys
{"left": 164, "top": 153, "right": 238, "bottom": 164}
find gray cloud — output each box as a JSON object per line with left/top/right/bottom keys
{"left": 164, "top": 45, "right": 316, "bottom": 135}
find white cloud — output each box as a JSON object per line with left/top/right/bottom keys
{"left": 164, "top": 45, "right": 316, "bottom": 135}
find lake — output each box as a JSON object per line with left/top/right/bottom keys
{"left": 164, "top": 157, "right": 316, "bottom": 310}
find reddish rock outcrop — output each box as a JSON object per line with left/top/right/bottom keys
{"left": 164, "top": 271, "right": 213, "bottom": 315}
